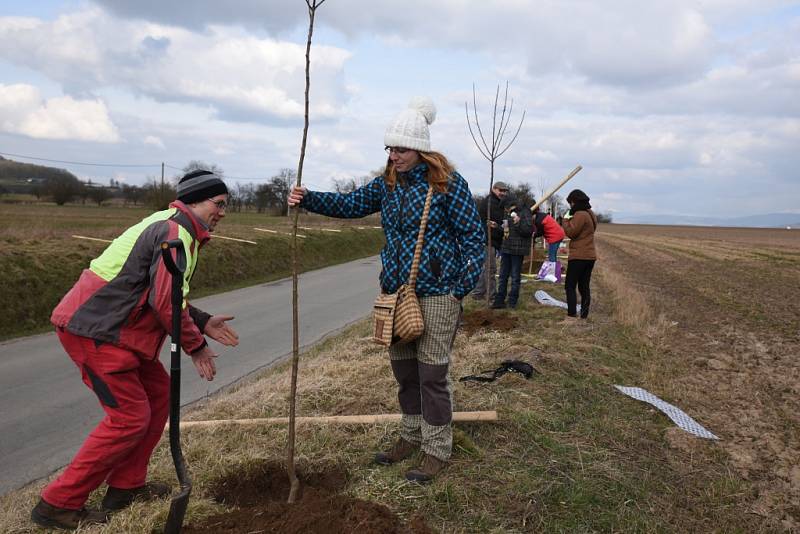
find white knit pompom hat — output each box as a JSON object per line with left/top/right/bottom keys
{"left": 384, "top": 96, "right": 437, "bottom": 152}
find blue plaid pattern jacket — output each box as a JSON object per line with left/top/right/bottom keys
{"left": 302, "top": 163, "right": 485, "bottom": 298}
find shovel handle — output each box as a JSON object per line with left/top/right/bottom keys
{"left": 160, "top": 239, "right": 187, "bottom": 277}
{"left": 160, "top": 239, "right": 192, "bottom": 534}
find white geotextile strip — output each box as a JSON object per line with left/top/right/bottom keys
{"left": 534, "top": 290, "right": 580, "bottom": 312}
{"left": 614, "top": 386, "right": 719, "bottom": 440}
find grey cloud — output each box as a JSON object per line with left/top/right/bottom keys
{"left": 0, "top": 9, "right": 352, "bottom": 126}
{"left": 91, "top": 0, "right": 719, "bottom": 90}
{"left": 93, "top": 0, "right": 304, "bottom": 34}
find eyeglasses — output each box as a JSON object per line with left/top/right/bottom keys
{"left": 206, "top": 199, "right": 227, "bottom": 211}
{"left": 384, "top": 146, "right": 410, "bottom": 155}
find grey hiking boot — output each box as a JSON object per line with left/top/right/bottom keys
{"left": 374, "top": 437, "right": 419, "bottom": 466}
{"left": 102, "top": 481, "right": 171, "bottom": 511}
{"left": 31, "top": 498, "right": 109, "bottom": 530}
{"left": 405, "top": 454, "right": 447, "bottom": 484}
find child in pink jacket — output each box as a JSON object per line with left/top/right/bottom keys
{"left": 532, "top": 205, "right": 566, "bottom": 261}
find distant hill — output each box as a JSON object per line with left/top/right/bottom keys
{"left": 0, "top": 156, "right": 80, "bottom": 193}
{"left": 614, "top": 212, "right": 800, "bottom": 228}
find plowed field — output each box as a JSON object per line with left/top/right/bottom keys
{"left": 598, "top": 225, "right": 800, "bottom": 528}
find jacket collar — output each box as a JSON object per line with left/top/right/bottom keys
{"left": 170, "top": 200, "right": 211, "bottom": 246}
{"left": 398, "top": 162, "right": 429, "bottom": 186}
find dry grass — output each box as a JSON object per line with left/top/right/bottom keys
{"left": 2, "top": 224, "right": 797, "bottom": 532}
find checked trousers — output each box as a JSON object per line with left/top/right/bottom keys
{"left": 388, "top": 294, "right": 461, "bottom": 461}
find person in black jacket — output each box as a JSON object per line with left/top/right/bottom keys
{"left": 493, "top": 195, "right": 533, "bottom": 309}
{"left": 471, "top": 181, "right": 508, "bottom": 301}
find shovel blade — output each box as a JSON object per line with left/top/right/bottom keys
{"left": 163, "top": 485, "right": 191, "bottom": 534}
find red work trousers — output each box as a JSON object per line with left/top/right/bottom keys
{"left": 41, "top": 329, "right": 170, "bottom": 510}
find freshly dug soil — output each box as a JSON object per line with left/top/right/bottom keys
{"left": 461, "top": 309, "right": 519, "bottom": 336}
{"left": 181, "top": 461, "right": 435, "bottom": 534}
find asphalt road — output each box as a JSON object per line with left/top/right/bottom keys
{"left": 0, "top": 255, "right": 380, "bottom": 496}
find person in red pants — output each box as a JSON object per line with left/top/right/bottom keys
{"left": 31, "top": 170, "right": 239, "bottom": 530}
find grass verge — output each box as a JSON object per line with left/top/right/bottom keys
{"left": 0, "top": 260, "right": 770, "bottom": 533}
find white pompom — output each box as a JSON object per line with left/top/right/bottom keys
{"left": 408, "top": 96, "right": 436, "bottom": 125}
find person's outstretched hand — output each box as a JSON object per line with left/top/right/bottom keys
{"left": 191, "top": 345, "right": 218, "bottom": 381}
{"left": 288, "top": 186, "right": 307, "bottom": 207}
{"left": 205, "top": 315, "right": 239, "bottom": 346}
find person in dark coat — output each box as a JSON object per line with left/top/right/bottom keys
{"left": 492, "top": 195, "right": 533, "bottom": 309}
{"left": 561, "top": 189, "right": 598, "bottom": 320}
{"left": 471, "top": 181, "right": 508, "bottom": 301}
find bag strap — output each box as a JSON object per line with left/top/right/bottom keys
{"left": 407, "top": 184, "right": 434, "bottom": 289}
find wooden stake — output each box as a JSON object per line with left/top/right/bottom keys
{"left": 179, "top": 411, "right": 498, "bottom": 429}
{"left": 213, "top": 235, "right": 258, "bottom": 245}
{"left": 72, "top": 235, "right": 112, "bottom": 243}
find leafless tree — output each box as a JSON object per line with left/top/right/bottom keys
{"left": 287, "top": 0, "right": 326, "bottom": 505}
{"left": 465, "top": 82, "right": 525, "bottom": 306}
{"left": 182, "top": 160, "right": 225, "bottom": 178}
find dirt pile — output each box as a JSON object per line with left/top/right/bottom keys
{"left": 461, "top": 309, "right": 519, "bottom": 337}
{"left": 181, "top": 461, "right": 434, "bottom": 534}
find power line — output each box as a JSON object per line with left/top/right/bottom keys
{"left": 0, "top": 151, "right": 162, "bottom": 168}
{"left": 2, "top": 151, "right": 330, "bottom": 190}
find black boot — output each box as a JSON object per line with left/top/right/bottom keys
{"left": 374, "top": 437, "right": 419, "bottom": 466}
{"left": 102, "top": 481, "right": 171, "bottom": 511}
{"left": 405, "top": 454, "right": 448, "bottom": 484}
{"left": 31, "top": 498, "right": 109, "bottom": 530}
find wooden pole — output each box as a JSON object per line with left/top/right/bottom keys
{"left": 72, "top": 235, "right": 112, "bottom": 243}
{"left": 528, "top": 237, "right": 536, "bottom": 275}
{"left": 530, "top": 165, "right": 582, "bottom": 213}
{"left": 178, "top": 411, "right": 498, "bottom": 429}
{"left": 527, "top": 166, "right": 581, "bottom": 275}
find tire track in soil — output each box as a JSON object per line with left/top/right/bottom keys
{"left": 597, "top": 234, "right": 800, "bottom": 530}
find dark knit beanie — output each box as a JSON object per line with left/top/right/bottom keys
{"left": 176, "top": 170, "right": 228, "bottom": 204}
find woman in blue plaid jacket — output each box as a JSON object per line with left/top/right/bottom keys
{"left": 288, "top": 97, "right": 485, "bottom": 484}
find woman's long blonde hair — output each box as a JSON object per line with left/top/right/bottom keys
{"left": 384, "top": 150, "right": 453, "bottom": 193}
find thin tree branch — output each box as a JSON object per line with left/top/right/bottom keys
{"left": 496, "top": 109, "right": 526, "bottom": 159}
{"left": 490, "top": 84, "right": 500, "bottom": 154}
{"left": 495, "top": 82, "right": 511, "bottom": 149}
{"left": 471, "top": 84, "right": 493, "bottom": 157}
{"left": 465, "top": 102, "right": 492, "bottom": 161}
{"left": 495, "top": 96, "right": 514, "bottom": 150}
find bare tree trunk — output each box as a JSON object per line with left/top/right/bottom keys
{"left": 287, "top": 0, "right": 326, "bottom": 505}
{"left": 486, "top": 160, "right": 494, "bottom": 307}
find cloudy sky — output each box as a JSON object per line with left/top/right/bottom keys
{"left": 1, "top": 0, "right": 798, "bottom": 219}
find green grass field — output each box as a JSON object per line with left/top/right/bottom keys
{"left": 0, "top": 203, "right": 383, "bottom": 340}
